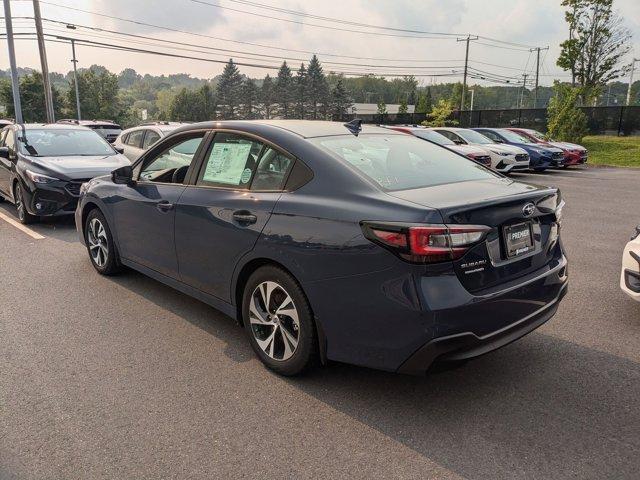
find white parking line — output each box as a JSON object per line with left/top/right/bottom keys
{"left": 0, "top": 211, "right": 45, "bottom": 239}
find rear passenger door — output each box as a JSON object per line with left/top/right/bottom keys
{"left": 175, "top": 131, "right": 294, "bottom": 302}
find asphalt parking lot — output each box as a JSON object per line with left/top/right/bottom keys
{"left": 1, "top": 166, "right": 639, "bottom": 480}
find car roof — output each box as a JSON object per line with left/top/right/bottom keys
{"left": 58, "top": 119, "right": 120, "bottom": 126}
{"left": 11, "top": 123, "right": 93, "bottom": 131}
{"left": 171, "top": 120, "right": 402, "bottom": 139}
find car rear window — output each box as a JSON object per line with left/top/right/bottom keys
{"left": 312, "top": 134, "right": 498, "bottom": 191}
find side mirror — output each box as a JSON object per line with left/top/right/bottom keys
{"left": 0, "top": 146, "right": 8, "bottom": 160}
{"left": 114, "top": 146, "right": 125, "bottom": 154}
{"left": 112, "top": 165, "right": 134, "bottom": 185}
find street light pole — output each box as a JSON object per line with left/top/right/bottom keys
{"left": 33, "top": 0, "right": 55, "bottom": 123}
{"left": 626, "top": 59, "right": 639, "bottom": 106}
{"left": 3, "top": 0, "right": 23, "bottom": 124}
{"left": 71, "top": 39, "right": 81, "bottom": 120}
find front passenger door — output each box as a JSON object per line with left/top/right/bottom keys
{"left": 0, "top": 129, "right": 15, "bottom": 196}
{"left": 175, "top": 132, "right": 294, "bottom": 301}
{"left": 111, "top": 131, "right": 207, "bottom": 278}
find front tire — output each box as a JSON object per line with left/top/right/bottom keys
{"left": 14, "top": 183, "right": 37, "bottom": 224}
{"left": 242, "top": 266, "right": 318, "bottom": 376}
{"left": 84, "top": 209, "right": 122, "bottom": 275}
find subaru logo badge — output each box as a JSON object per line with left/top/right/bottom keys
{"left": 522, "top": 203, "right": 535, "bottom": 217}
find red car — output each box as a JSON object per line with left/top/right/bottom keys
{"left": 507, "top": 128, "right": 587, "bottom": 167}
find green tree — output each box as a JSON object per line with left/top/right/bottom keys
{"left": 376, "top": 100, "right": 387, "bottom": 115}
{"left": 557, "top": 0, "right": 632, "bottom": 102}
{"left": 547, "top": 82, "right": 588, "bottom": 143}
{"left": 69, "top": 67, "right": 122, "bottom": 121}
{"left": 240, "top": 78, "right": 260, "bottom": 119}
{"left": 216, "top": 59, "right": 243, "bottom": 119}
{"left": 0, "top": 72, "right": 63, "bottom": 122}
{"left": 330, "top": 78, "right": 353, "bottom": 118}
{"left": 306, "top": 55, "right": 330, "bottom": 119}
{"left": 294, "top": 63, "right": 307, "bottom": 119}
{"left": 197, "top": 83, "right": 216, "bottom": 121}
{"left": 275, "top": 61, "right": 294, "bottom": 119}
{"left": 260, "top": 75, "right": 276, "bottom": 119}
{"left": 398, "top": 99, "right": 408, "bottom": 114}
{"left": 421, "top": 99, "right": 457, "bottom": 127}
{"left": 169, "top": 87, "right": 200, "bottom": 121}
{"left": 155, "top": 88, "right": 178, "bottom": 120}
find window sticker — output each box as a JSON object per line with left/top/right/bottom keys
{"left": 240, "top": 167, "right": 252, "bottom": 184}
{"left": 202, "top": 143, "right": 252, "bottom": 185}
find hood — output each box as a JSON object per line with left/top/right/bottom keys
{"left": 27, "top": 154, "right": 131, "bottom": 180}
{"left": 550, "top": 141, "right": 585, "bottom": 152}
{"left": 483, "top": 143, "right": 528, "bottom": 155}
{"left": 448, "top": 144, "right": 491, "bottom": 156}
{"left": 513, "top": 143, "right": 563, "bottom": 154}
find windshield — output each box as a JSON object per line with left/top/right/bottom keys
{"left": 411, "top": 130, "right": 454, "bottom": 146}
{"left": 456, "top": 129, "right": 495, "bottom": 144}
{"left": 312, "top": 134, "right": 498, "bottom": 191}
{"left": 497, "top": 129, "right": 531, "bottom": 143}
{"left": 18, "top": 129, "right": 116, "bottom": 157}
{"left": 525, "top": 129, "right": 547, "bottom": 141}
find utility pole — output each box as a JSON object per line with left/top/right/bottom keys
{"left": 530, "top": 46, "right": 549, "bottom": 108}
{"left": 70, "top": 39, "right": 81, "bottom": 120}
{"left": 33, "top": 0, "right": 55, "bottom": 123}
{"left": 3, "top": 0, "right": 23, "bottom": 124}
{"left": 626, "top": 59, "right": 639, "bottom": 106}
{"left": 519, "top": 74, "right": 529, "bottom": 108}
{"left": 457, "top": 35, "right": 478, "bottom": 111}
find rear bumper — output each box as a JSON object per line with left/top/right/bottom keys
{"left": 397, "top": 281, "right": 567, "bottom": 374}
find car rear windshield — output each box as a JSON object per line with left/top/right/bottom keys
{"left": 312, "top": 134, "right": 498, "bottom": 191}
{"left": 18, "top": 129, "right": 116, "bottom": 157}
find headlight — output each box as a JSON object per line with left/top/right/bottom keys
{"left": 25, "top": 169, "right": 59, "bottom": 184}
{"left": 555, "top": 200, "right": 565, "bottom": 225}
{"left": 631, "top": 226, "right": 640, "bottom": 241}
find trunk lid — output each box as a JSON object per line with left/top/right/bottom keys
{"left": 388, "top": 178, "right": 562, "bottom": 293}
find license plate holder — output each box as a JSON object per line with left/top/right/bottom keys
{"left": 503, "top": 222, "right": 534, "bottom": 258}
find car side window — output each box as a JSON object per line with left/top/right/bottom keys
{"left": 139, "top": 133, "right": 206, "bottom": 184}
{"left": 142, "top": 130, "right": 161, "bottom": 149}
{"left": 196, "top": 133, "right": 264, "bottom": 189}
{"left": 481, "top": 130, "right": 500, "bottom": 142}
{"left": 250, "top": 147, "right": 294, "bottom": 191}
{"left": 0, "top": 129, "right": 6, "bottom": 147}
{"left": 126, "top": 130, "right": 145, "bottom": 148}
{"left": 4, "top": 130, "right": 16, "bottom": 153}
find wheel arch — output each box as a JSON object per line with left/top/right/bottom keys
{"left": 233, "top": 257, "right": 327, "bottom": 364}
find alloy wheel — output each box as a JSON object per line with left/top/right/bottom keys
{"left": 87, "top": 218, "right": 109, "bottom": 268}
{"left": 249, "top": 281, "right": 300, "bottom": 361}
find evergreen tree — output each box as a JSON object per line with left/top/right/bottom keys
{"left": 275, "top": 61, "right": 294, "bottom": 119}
{"left": 329, "top": 78, "right": 353, "bottom": 119}
{"left": 294, "top": 63, "right": 307, "bottom": 119}
{"left": 197, "top": 83, "right": 216, "bottom": 121}
{"left": 398, "top": 99, "right": 408, "bottom": 114}
{"left": 260, "top": 75, "right": 276, "bottom": 119}
{"left": 240, "top": 78, "right": 260, "bottom": 119}
{"left": 306, "top": 55, "right": 330, "bottom": 119}
{"left": 216, "top": 59, "right": 243, "bottom": 119}
{"left": 376, "top": 100, "right": 387, "bottom": 115}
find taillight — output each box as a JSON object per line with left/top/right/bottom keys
{"left": 363, "top": 223, "right": 490, "bottom": 263}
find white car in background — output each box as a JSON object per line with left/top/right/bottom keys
{"left": 385, "top": 125, "right": 494, "bottom": 169}
{"left": 114, "top": 122, "right": 189, "bottom": 161}
{"left": 431, "top": 127, "right": 530, "bottom": 173}
{"left": 620, "top": 226, "right": 640, "bottom": 301}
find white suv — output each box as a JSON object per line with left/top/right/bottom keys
{"left": 621, "top": 226, "right": 640, "bottom": 302}
{"left": 431, "top": 127, "right": 530, "bottom": 173}
{"left": 114, "top": 122, "right": 188, "bottom": 161}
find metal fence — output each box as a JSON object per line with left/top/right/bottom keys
{"left": 338, "top": 106, "right": 640, "bottom": 136}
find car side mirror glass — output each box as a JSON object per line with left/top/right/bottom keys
{"left": 112, "top": 165, "right": 134, "bottom": 185}
{"left": 0, "top": 146, "right": 8, "bottom": 159}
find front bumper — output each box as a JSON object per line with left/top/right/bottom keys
{"left": 21, "top": 179, "right": 86, "bottom": 217}
{"left": 496, "top": 161, "right": 530, "bottom": 173}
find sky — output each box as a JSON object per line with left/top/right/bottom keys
{"left": 1, "top": 0, "right": 639, "bottom": 87}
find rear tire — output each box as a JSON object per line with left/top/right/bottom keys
{"left": 84, "top": 209, "right": 122, "bottom": 275}
{"left": 14, "top": 183, "right": 37, "bottom": 224}
{"left": 242, "top": 266, "right": 318, "bottom": 376}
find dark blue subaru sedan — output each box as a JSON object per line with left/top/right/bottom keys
{"left": 76, "top": 120, "right": 568, "bottom": 376}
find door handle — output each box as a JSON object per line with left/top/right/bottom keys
{"left": 233, "top": 210, "right": 257, "bottom": 225}
{"left": 156, "top": 201, "right": 174, "bottom": 213}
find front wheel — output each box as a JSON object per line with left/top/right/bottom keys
{"left": 242, "top": 266, "right": 318, "bottom": 376}
{"left": 14, "top": 183, "right": 37, "bottom": 224}
{"left": 85, "top": 209, "right": 122, "bottom": 275}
